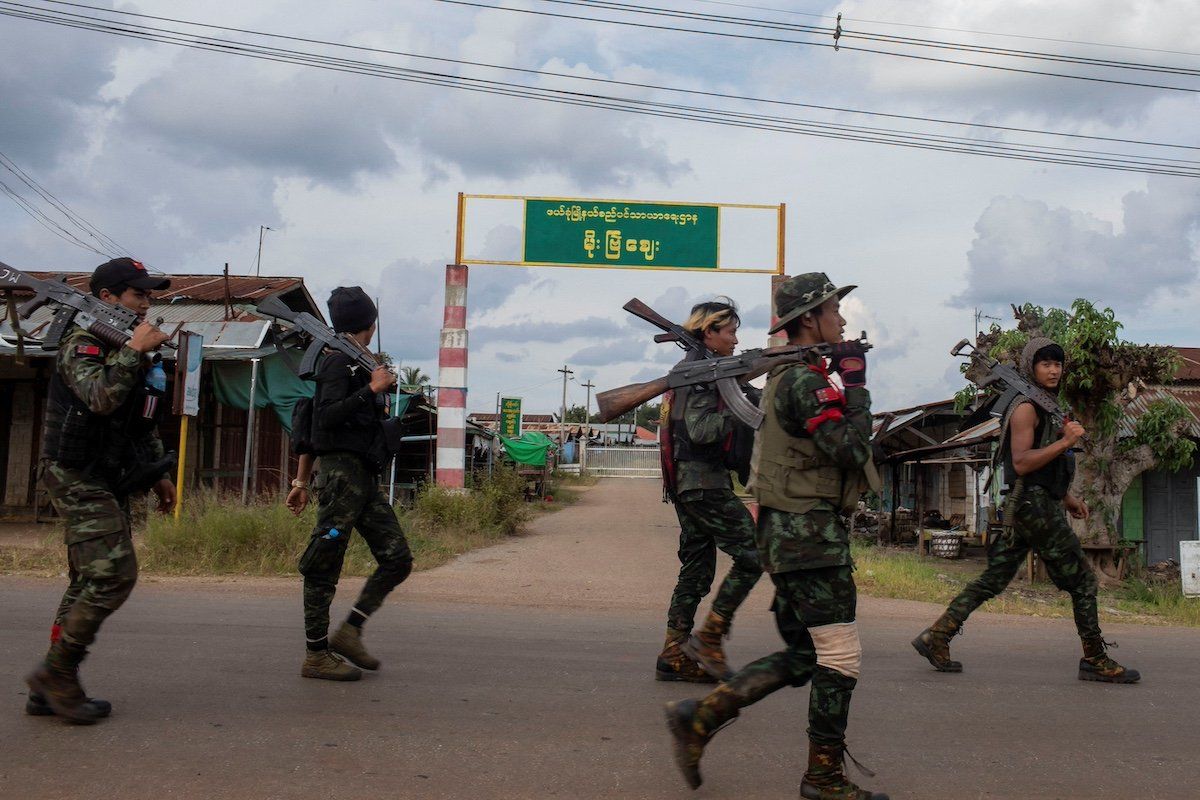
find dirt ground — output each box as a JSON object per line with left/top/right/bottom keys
{"left": 2, "top": 478, "right": 1196, "bottom": 799}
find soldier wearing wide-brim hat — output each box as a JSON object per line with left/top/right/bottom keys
{"left": 666, "top": 272, "right": 888, "bottom": 800}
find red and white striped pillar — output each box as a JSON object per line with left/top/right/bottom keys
{"left": 436, "top": 263, "right": 468, "bottom": 488}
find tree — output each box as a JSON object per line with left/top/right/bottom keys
{"left": 960, "top": 300, "right": 1195, "bottom": 554}
{"left": 398, "top": 365, "right": 431, "bottom": 392}
{"left": 563, "top": 403, "right": 590, "bottom": 423}
{"left": 636, "top": 401, "right": 663, "bottom": 428}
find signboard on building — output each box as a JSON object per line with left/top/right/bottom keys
{"left": 173, "top": 331, "right": 204, "bottom": 416}
{"left": 500, "top": 396, "right": 522, "bottom": 437}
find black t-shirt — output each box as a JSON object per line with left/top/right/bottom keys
{"left": 312, "top": 352, "right": 387, "bottom": 469}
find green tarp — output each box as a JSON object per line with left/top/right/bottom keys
{"left": 211, "top": 353, "right": 416, "bottom": 433}
{"left": 499, "top": 431, "right": 555, "bottom": 467}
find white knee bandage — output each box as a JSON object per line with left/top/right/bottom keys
{"left": 810, "top": 622, "right": 862, "bottom": 679}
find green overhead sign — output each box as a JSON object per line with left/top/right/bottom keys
{"left": 523, "top": 199, "right": 719, "bottom": 270}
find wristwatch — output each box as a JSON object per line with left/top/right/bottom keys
{"left": 291, "top": 479, "right": 308, "bottom": 489}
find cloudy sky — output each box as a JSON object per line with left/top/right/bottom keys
{"left": 2, "top": 0, "right": 1198, "bottom": 415}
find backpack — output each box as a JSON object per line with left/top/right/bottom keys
{"left": 290, "top": 395, "right": 317, "bottom": 456}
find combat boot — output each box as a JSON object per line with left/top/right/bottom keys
{"left": 26, "top": 691, "right": 111, "bottom": 718}
{"left": 1078, "top": 637, "right": 1140, "bottom": 684}
{"left": 301, "top": 649, "right": 363, "bottom": 681}
{"left": 681, "top": 610, "right": 734, "bottom": 681}
{"left": 664, "top": 690, "right": 739, "bottom": 790}
{"left": 25, "top": 639, "right": 104, "bottom": 725}
{"left": 330, "top": 622, "right": 381, "bottom": 671}
{"left": 800, "top": 741, "right": 889, "bottom": 800}
{"left": 911, "top": 612, "right": 963, "bottom": 673}
{"left": 656, "top": 629, "right": 717, "bottom": 683}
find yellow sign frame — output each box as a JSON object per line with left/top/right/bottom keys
{"left": 455, "top": 193, "right": 785, "bottom": 275}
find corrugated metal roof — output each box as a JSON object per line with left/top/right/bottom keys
{"left": 10, "top": 271, "right": 303, "bottom": 303}
{"left": 1119, "top": 385, "right": 1200, "bottom": 438}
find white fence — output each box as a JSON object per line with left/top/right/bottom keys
{"left": 584, "top": 446, "right": 661, "bottom": 479}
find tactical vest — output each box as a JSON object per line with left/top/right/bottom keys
{"left": 41, "top": 335, "right": 160, "bottom": 470}
{"left": 1002, "top": 402, "right": 1074, "bottom": 499}
{"left": 750, "top": 365, "right": 880, "bottom": 514}
{"left": 670, "top": 384, "right": 724, "bottom": 464}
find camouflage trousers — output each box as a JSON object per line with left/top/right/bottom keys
{"left": 946, "top": 485, "right": 1101, "bottom": 639}
{"left": 712, "top": 566, "right": 858, "bottom": 746}
{"left": 299, "top": 453, "right": 414, "bottom": 643}
{"left": 667, "top": 488, "right": 763, "bottom": 632}
{"left": 41, "top": 462, "right": 139, "bottom": 647}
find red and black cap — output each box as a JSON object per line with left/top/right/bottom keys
{"left": 90, "top": 257, "right": 171, "bottom": 295}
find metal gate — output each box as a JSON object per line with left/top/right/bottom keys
{"left": 584, "top": 446, "right": 661, "bottom": 478}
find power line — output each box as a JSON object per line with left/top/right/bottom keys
{"left": 0, "top": 149, "right": 131, "bottom": 257}
{"left": 2, "top": 3, "right": 1196, "bottom": 177}
{"left": 554, "top": 0, "right": 1200, "bottom": 77}
{"left": 17, "top": 0, "right": 1198, "bottom": 153}
{"left": 0, "top": 176, "right": 109, "bottom": 256}
{"left": 440, "top": 0, "right": 1200, "bottom": 92}
{"left": 687, "top": 0, "right": 1200, "bottom": 59}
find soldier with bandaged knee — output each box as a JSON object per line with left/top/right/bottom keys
{"left": 286, "top": 287, "right": 414, "bottom": 681}
{"left": 665, "top": 273, "right": 888, "bottom": 800}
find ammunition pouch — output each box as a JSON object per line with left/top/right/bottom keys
{"left": 55, "top": 401, "right": 103, "bottom": 468}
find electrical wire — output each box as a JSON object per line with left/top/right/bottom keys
{"left": 1, "top": 2, "right": 1196, "bottom": 177}
{"left": 15, "top": 0, "right": 1199, "bottom": 153}
{"left": 440, "top": 0, "right": 1200, "bottom": 93}
{"left": 0, "top": 149, "right": 131, "bottom": 257}
{"left": 0, "top": 176, "right": 110, "bottom": 256}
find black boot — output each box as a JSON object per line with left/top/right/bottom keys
{"left": 663, "top": 686, "right": 739, "bottom": 790}
{"left": 1079, "top": 637, "right": 1140, "bottom": 684}
{"left": 26, "top": 691, "right": 112, "bottom": 718}
{"left": 800, "top": 741, "right": 889, "bottom": 800}
{"left": 911, "top": 611, "right": 963, "bottom": 673}
{"left": 25, "top": 639, "right": 105, "bottom": 725}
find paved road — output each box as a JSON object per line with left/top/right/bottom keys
{"left": 1, "top": 479, "right": 1196, "bottom": 800}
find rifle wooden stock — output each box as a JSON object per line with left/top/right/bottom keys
{"left": 623, "top": 298, "right": 676, "bottom": 330}
{"left": 595, "top": 376, "right": 670, "bottom": 423}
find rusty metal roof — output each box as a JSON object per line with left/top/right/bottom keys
{"left": 1118, "top": 385, "right": 1200, "bottom": 438}
{"left": 12, "top": 271, "right": 304, "bottom": 303}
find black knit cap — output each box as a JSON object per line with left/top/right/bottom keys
{"left": 328, "top": 286, "right": 377, "bottom": 333}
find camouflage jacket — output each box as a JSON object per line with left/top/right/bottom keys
{"left": 673, "top": 382, "right": 734, "bottom": 494}
{"left": 755, "top": 364, "right": 872, "bottom": 573}
{"left": 46, "top": 325, "right": 165, "bottom": 464}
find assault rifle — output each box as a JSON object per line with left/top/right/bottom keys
{"left": 624, "top": 298, "right": 710, "bottom": 355}
{"left": 255, "top": 294, "right": 389, "bottom": 380}
{"left": 950, "top": 338, "right": 1087, "bottom": 442}
{"left": 597, "top": 334, "right": 871, "bottom": 428}
{"left": 0, "top": 261, "right": 175, "bottom": 356}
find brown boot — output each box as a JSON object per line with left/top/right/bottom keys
{"left": 663, "top": 686, "right": 740, "bottom": 790}
{"left": 25, "top": 639, "right": 104, "bottom": 725}
{"left": 1079, "top": 637, "right": 1140, "bottom": 684}
{"left": 330, "top": 623, "right": 381, "bottom": 671}
{"left": 911, "top": 612, "right": 963, "bottom": 673}
{"left": 656, "top": 629, "right": 716, "bottom": 683}
{"left": 682, "top": 610, "right": 733, "bottom": 681}
{"left": 800, "top": 741, "right": 889, "bottom": 800}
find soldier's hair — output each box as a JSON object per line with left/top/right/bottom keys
{"left": 780, "top": 304, "right": 824, "bottom": 339}
{"left": 1033, "top": 343, "right": 1065, "bottom": 365}
{"left": 90, "top": 279, "right": 130, "bottom": 299}
{"left": 683, "top": 297, "right": 740, "bottom": 337}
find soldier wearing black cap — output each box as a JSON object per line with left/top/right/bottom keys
{"left": 26, "top": 257, "right": 175, "bottom": 724}
{"left": 286, "top": 286, "right": 413, "bottom": 681}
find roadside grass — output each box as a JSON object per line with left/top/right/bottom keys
{"left": 852, "top": 543, "right": 1200, "bottom": 627}
{"left": 542, "top": 471, "right": 599, "bottom": 508}
{"left": 5, "top": 466, "right": 536, "bottom": 578}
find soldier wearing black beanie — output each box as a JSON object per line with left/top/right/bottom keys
{"left": 328, "top": 287, "right": 378, "bottom": 334}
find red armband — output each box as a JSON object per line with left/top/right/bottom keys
{"left": 806, "top": 406, "right": 845, "bottom": 434}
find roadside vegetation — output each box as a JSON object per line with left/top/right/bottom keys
{"left": 852, "top": 543, "right": 1200, "bottom": 628}
{"left": 3, "top": 466, "right": 543, "bottom": 578}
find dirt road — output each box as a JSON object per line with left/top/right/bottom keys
{"left": 1, "top": 479, "right": 1195, "bottom": 799}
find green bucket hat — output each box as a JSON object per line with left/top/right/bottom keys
{"left": 769, "top": 272, "right": 856, "bottom": 335}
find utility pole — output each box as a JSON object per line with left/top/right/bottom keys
{"left": 254, "top": 225, "right": 273, "bottom": 277}
{"left": 558, "top": 364, "right": 574, "bottom": 450}
{"left": 581, "top": 380, "right": 596, "bottom": 424}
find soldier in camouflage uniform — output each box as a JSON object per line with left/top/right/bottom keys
{"left": 285, "top": 287, "right": 413, "bottom": 681}
{"left": 912, "top": 338, "right": 1139, "bottom": 684}
{"left": 26, "top": 257, "right": 175, "bottom": 724}
{"left": 657, "top": 299, "right": 763, "bottom": 683}
{"left": 665, "top": 273, "right": 889, "bottom": 800}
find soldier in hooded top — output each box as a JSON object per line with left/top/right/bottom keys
{"left": 656, "top": 298, "right": 764, "bottom": 683}
{"left": 25, "top": 257, "right": 176, "bottom": 724}
{"left": 664, "top": 273, "right": 888, "bottom": 800}
{"left": 912, "top": 338, "right": 1140, "bottom": 684}
{"left": 285, "top": 287, "right": 414, "bottom": 681}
